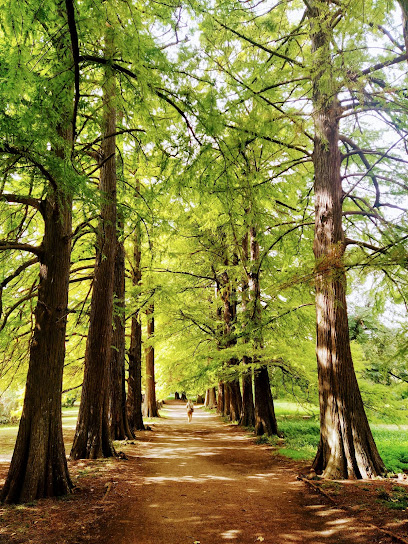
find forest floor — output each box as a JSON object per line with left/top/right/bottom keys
{"left": 0, "top": 400, "right": 407, "bottom": 544}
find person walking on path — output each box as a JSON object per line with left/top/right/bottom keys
{"left": 186, "top": 399, "right": 194, "bottom": 422}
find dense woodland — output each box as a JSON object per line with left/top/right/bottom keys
{"left": 0, "top": 0, "right": 408, "bottom": 504}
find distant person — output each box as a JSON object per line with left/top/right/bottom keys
{"left": 186, "top": 399, "right": 194, "bottom": 423}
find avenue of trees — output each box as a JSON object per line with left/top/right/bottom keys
{"left": 0, "top": 0, "right": 408, "bottom": 502}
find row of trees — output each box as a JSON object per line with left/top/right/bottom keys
{"left": 0, "top": 0, "right": 408, "bottom": 502}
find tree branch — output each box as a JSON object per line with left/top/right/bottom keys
{"left": 0, "top": 241, "right": 43, "bottom": 257}
{"left": 1, "top": 193, "right": 44, "bottom": 214}
{"left": 212, "top": 17, "right": 304, "bottom": 67}
{"left": 65, "top": 0, "right": 80, "bottom": 143}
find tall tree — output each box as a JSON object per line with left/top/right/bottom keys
{"left": 240, "top": 231, "right": 255, "bottom": 427}
{"left": 250, "top": 226, "right": 278, "bottom": 436}
{"left": 71, "top": 28, "right": 117, "bottom": 459}
{"left": 127, "top": 186, "right": 145, "bottom": 431}
{"left": 109, "top": 222, "right": 133, "bottom": 440}
{"left": 0, "top": 0, "right": 76, "bottom": 502}
{"left": 308, "top": 0, "right": 385, "bottom": 479}
{"left": 144, "top": 303, "right": 159, "bottom": 417}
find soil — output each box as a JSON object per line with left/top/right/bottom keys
{"left": 0, "top": 400, "right": 407, "bottom": 544}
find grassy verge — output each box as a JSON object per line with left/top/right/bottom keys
{"left": 264, "top": 402, "right": 408, "bottom": 473}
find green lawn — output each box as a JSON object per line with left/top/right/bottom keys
{"left": 273, "top": 402, "right": 408, "bottom": 473}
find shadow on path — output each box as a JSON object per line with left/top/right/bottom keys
{"left": 99, "top": 401, "right": 392, "bottom": 544}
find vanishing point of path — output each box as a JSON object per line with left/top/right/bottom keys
{"left": 99, "top": 401, "right": 393, "bottom": 544}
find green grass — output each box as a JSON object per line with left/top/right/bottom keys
{"left": 267, "top": 402, "right": 408, "bottom": 472}
{"left": 376, "top": 486, "right": 408, "bottom": 510}
{"left": 371, "top": 425, "right": 408, "bottom": 474}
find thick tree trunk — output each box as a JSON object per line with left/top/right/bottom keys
{"left": 205, "top": 387, "right": 217, "bottom": 408}
{"left": 250, "top": 226, "right": 278, "bottom": 436}
{"left": 309, "top": 2, "right": 385, "bottom": 479}
{"left": 0, "top": 2, "right": 76, "bottom": 504}
{"left": 241, "top": 358, "right": 255, "bottom": 428}
{"left": 109, "top": 233, "right": 133, "bottom": 440}
{"left": 144, "top": 304, "right": 159, "bottom": 418}
{"left": 217, "top": 382, "right": 225, "bottom": 415}
{"left": 70, "top": 39, "right": 116, "bottom": 459}
{"left": 254, "top": 366, "right": 278, "bottom": 436}
{"left": 228, "top": 378, "right": 242, "bottom": 422}
{"left": 1, "top": 192, "right": 73, "bottom": 503}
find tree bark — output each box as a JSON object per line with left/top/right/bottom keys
{"left": 144, "top": 304, "right": 159, "bottom": 418}
{"left": 309, "top": 1, "right": 385, "bottom": 479}
{"left": 109, "top": 232, "right": 133, "bottom": 440}
{"left": 127, "top": 189, "right": 144, "bottom": 431}
{"left": 240, "top": 231, "right": 255, "bottom": 428}
{"left": 1, "top": 4, "right": 74, "bottom": 501}
{"left": 241, "top": 357, "right": 255, "bottom": 428}
{"left": 217, "top": 382, "right": 225, "bottom": 415}
{"left": 70, "top": 33, "right": 117, "bottom": 459}
{"left": 224, "top": 384, "right": 231, "bottom": 417}
{"left": 205, "top": 387, "right": 217, "bottom": 408}
{"left": 254, "top": 366, "right": 278, "bottom": 436}
{"left": 250, "top": 226, "right": 278, "bottom": 436}
{"left": 228, "top": 378, "right": 242, "bottom": 422}
{"left": 1, "top": 190, "right": 73, "bottom": 503}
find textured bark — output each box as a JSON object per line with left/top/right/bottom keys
{"left": 254, "top": 366, "right": 278, "bottom": 436}
{"left": 205, "top": 387, "right": 217, "bottom": 408}
{"left": 109, "top": 234, "right": 133, "bottom": 440}
{"left": 70, "top": 37, "right": 116, "bottom": 459}
{"left": 1, "top": 191, "right": 73, "bottom": 503}
{"left": 309, "top": 2, "right": 385, "bottom": 479}
{"left": 250, "top": 226, "right": 278, "bottom": 436}
{"left": 241, "top": 358, "right": 255, "bottom": 428}
{"left": 217, "top": 382, "right": 225, "bottom": 415}
{"left": 144, "top": 304, "right": 159, "bottom": 418}
{"left": 220, "top": 255, "right": 241, "bottom": 421}
{"left": 240, "top": 231, "right": 255, "bottom": 428}
{"left": 224, "top": 385, "right": 231, "bottom": 417}
{"left": 1, "top": 6, "right": 74, "bottom": 501}
{"left": 228, "top": 378, "right": 242, "bottom": 422}
{"left": 127, "top": 203, "right": 144, "bottom": 431}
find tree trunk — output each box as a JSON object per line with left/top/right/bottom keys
{"left": 144, "top": 304, "right": 159, "bottom": 418}
{"left": 224, "top": 384, "right": 231, "bottom": 417}
{"left": 250, "top": 226, "right": 278, "bottom": 436}
{"left": 109, "top": 233, "right": 133, "bottom": 440}
{"left": 240, "top": 231, "right": 255, "bottom": 428}
{"left": 127, "top": 201, "right": 144, "bottom": 431}
{"left": 217, "top": 382, "right": 225, "bottom": 415}
{"left": 205, "top": 387, "right": 217, "bottom": 408}
{"left": 228, "top": 378, "right": 242, "bottom": 422}
{"left": 399, "top": 1, "right": 408, "bottom": 54}
{"left": 1, "top": 4, "right": 74, "bottom": 499}
{"left": 309, "top": 1, "right": 385, "bottom": 479}
{"left": 70, "top": 34, "right": 117, "bottom": 459}
{"left": 241, "top": 357, "right": 255, "bottom": 428}
{"left": 1, "top": 191, "right": 73, "bottom": 503}
{"left": 254, "top": 366, "right": 278, "bottom": 436}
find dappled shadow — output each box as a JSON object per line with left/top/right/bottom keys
{"left": 98, "top": 401, "right": 391, "bottom": 544}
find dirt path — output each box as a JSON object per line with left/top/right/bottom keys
{"left": 96, "top": 401, "right": 393, "bottom": 544}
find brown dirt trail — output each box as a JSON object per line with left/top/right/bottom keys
{"left": 98, "top": 401, "right": 393, "bottom": 544}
